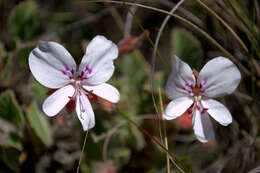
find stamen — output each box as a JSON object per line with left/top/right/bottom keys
{"left": 195, "top": 104, "right": 200, "bottom": 110}
{"left": 61, "top": 67, "right": 75, "bottom": 80}
{"left": 79, "top": 66, "right": 93, "bottom": 81}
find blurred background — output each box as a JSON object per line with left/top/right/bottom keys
{"left": 0, "top": 0, "right": 260, "bottom": 172}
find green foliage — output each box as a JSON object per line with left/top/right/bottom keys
{"left": 2, "top": 132, "right": 23, "bottom": 151}
{"left": 26, "top": 101, "right": 52, "bottom": 146}
{"left": 0, "top": 90, "right": 24, "bottom": 125}
{"left": 8, "top": 1, "right": 39, "bottom": 41}
{"left": 171, "top": 28, "right": 203, "bottom": 69}
{"left": 118, "top": 51, "right": 150, "bottom": 115}
{"left": 0, "top": 147, "right": 20, "bottom": 172}
{"left": 31, "top": 79, "right": 48, "bottom": 103}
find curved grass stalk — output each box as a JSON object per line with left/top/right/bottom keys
{"left": 159, "top": 88, "right": 170, "bottom": 173}
{"left": 196, "top": 0, "right": 260, "bottom": 80}
{"left": 116, "top": 109, "right": 188, "bottom": 173}
{"left": 85, "top": 0, "right": 260, "bottom": 87}
{"left": 151, "top": 1, "right": 186, "bottom": 171}
{"left": 196, "top": 0, "right": 248, "bottom": 52}
{"left": 120, "top": 3, "right": 186, "bottom": 172}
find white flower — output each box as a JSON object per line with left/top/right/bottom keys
{"left": 29, "top": 35, "right": 120, "bottom": 131}
{"left": 163, "top": 56, "right": 241, "bottom": 142}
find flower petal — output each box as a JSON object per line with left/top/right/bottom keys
{"left": 201, "top": 99, "right": 232, "bottom": 126}
{"left": 79, "top": 35, "right": 118, "bottom": 85}
{"left": 42, "top": 85, "right": 75, "bottom": 116}
{"left": 76, "top": 93, "right": 95, "bottom": 130}
{"left": 192, "top": 109, "right": 215, "bottom": 143}
{"left": 29, "top": 41, "right": 76, "bottom": 88}
{"left": 166, "top": 56, "right": 195, "bottom": 100}
{"left": 198, "top": 56, "right": 241, "bottom": 98}
{"left": 163, "top": 97, "right": 193, "bottom": 120}
{"left": 82, "top": 83, "right": 120, "bottom": 103}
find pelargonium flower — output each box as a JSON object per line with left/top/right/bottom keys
{"left": 29, "top": 35, "right": 120, "bottom": 130}
{"left": 163, "top": 56, "right": 241, "bottom": 142}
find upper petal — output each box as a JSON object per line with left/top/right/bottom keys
{"left": 42, "top": 85, "right": 75, "bottom": 116}
{"left": 82, "top": 83, "right": 120, "bottom": 103}
{"left": 192, "top": 108, "right": 215, "bottom": 143}
{"left": 166, "top": 56, "right": 195, "bottom": 100}
{"left": 163, "top": 97, "right": 193, "bottom": 120}
{"left": 29, "top": 41, "right": 77, "bottom": 88}
{"left": 76, "top": 93, "right": 95, "bottom": 131}
{"left": 201, "top": 99, "right": 232, "bottom": 126}
{"left": 79, "top": 35, "right": 118, "bottom": 86}
{"left": 198, "top": 56, "right": 241, "bottom": 98}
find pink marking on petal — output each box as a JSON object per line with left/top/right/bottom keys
{"left": 62, "top": 71, "right": 66, "bottom": 75}
{"left": 187, "top": 107, "right": 193, "bottom": 114}
{"left": 201, "top": 108, "right": 208, "bottom": 114}
{"left": 65, "top": 66, "right": 69, "bottom": 71}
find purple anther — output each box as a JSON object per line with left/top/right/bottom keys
{"left": 71, "top": 69, "right": 75, "bottom": 75}
{"left": 85, "top": 66, "right": 92, "bottom": 74}
{"left": 199, "top": 84, "right": 202, "bottom": 88}
{"left": 88, "top": 68, "right": 92, "bottom": 74}
{"left": 62, "top": 70, "right": 66, "bottom": 75}
{"left": 69, "top": 76, "right": 73, "bottom": 80}
{"left": 80, "top": 71, "right": 84, "bottom": 77}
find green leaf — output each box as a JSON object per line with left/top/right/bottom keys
{"left": 0, "top": 147, "right": 20, "bottom": 172}
{"left": 120, "top": 51, "right": 149, "bottom": 88}
{"left": 8, "top": 1, "right": 39, "bottom": 41}
{"left": 31, "top": 79, "right": 49, "bottom": 103}
{"left": 2, "top": 132, "right": 23, "bottom": 151}
{"left": 27, "top": 101, "right": 52, "bottom": 146}
{"left": 171, "top": 28, "right": 203, "bottom": 69}
{"left": 0, "top": 90, "right": 24, "bottom": 124}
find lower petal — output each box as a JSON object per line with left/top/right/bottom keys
{"left": 192, "top": 109, "right": 215, "bottom": 143}
{"left": 76, "top": 94, "right": 95, "bottom": 130}
{"left": 82, "top": 83, "right": 120, "bottom": 103}
{"left": 42, "top": 85, "right": 75, "bottom": 117}
{"left": 201, "top": 99, "right": 232, "bottom": 126}
{"left": 163, "top": 97, "right": 193, "bottom": 120}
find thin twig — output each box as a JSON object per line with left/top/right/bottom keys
{"left": 124, "top": 1, "right": 140, "bottom": 38}
{"left": 158, "top": 88, "right": 170, "bottom": 173}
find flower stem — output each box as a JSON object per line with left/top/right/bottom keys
{"left": 76, "top": 128, "right": 89, "bottom": 173}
